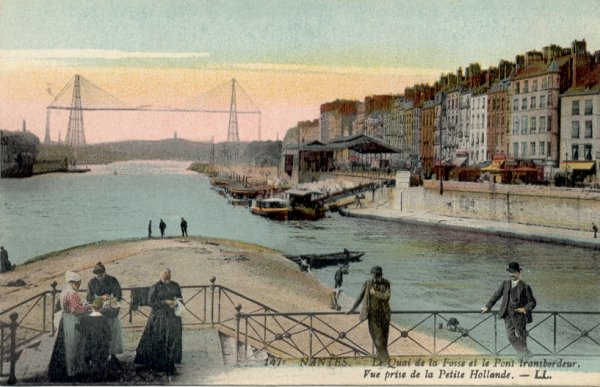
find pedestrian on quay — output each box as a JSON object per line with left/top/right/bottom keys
{"left": 334, "top": 264, "right": 345, "bottom": 289}
{"left": 593, "top": 223, "right": 598, "bottom": 239}
{"left": 134, "top": 268, "right": 183, "bottom": 375}
{"left": 86, "top": 262, "right": 123, "bottom": 368}
{"left": 481, "top": 261, "right": 536, "bottom": 362}
{"left": 0, "top": 246, "right": 14, "bottom": 273}
{"left": 148, "top": 220, "right": 152, "bottom": 238}
{"left": 51, "top": 271, "right": 90, "bottom": 380}
{"left": 159, "top": 219, "right": 167, "bottom": 238}
{"left": 180, "top": 217, "right": 188, "bottom": 237}
{"left": 346, "top": 265, "right": 391, "bottom": 363}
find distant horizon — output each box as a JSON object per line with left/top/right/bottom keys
{"left": 1, "top": 1, "right": 599, "bottom": 143}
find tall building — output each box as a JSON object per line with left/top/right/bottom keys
{"left": 420, "top": 100, "right": 436, "bottom": 176}
{"left": 320, "top": 100, "right": 358, "bottom": 141}
{"left": 560, "top": 66, "right": 600, "bottom": 181}
{"left": 298, "top": 119, "right": 320, "bottom": 144}
{"left": 469, "top": 89, "right": 488, "bottom": 164}
{"left": 487, "top": 78, "right": 511, "bottom": 159}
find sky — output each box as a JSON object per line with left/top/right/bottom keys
{"left": 1, "top": 0, "right": 599, "bottom": 143}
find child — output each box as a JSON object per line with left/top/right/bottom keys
{"left": 77, "top": 298, "right": 112, "bottom": 381}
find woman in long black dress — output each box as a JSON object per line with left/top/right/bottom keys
{"left": 134, "top": 268, "right": 183, "bottom": 375}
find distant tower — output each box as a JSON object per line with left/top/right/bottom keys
{"left": 227, "top": 79, "right": 239, "bottom": 142}
{"left": 44, "top": 110, "right": 52, "bottom": 144}
{"left": 174, "top": 131, "right": 178, "bottom": 139}
{"left": 22, "top": 119, "right": 26, "bottom": 132}
{"left": 65, "top": 74, "right": 86, "bottom": 147}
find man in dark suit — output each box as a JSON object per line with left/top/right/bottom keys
{"left": 346, "top": 265, "right": 391, "bottom": 363}
{"left": 481, "top": 262, "right": 536, "bottom": 361}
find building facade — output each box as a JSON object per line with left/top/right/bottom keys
{"left": 470, "top": 91, "right": 488, "bottom": 164}
{"left": 487, "top": 79, "right": 511, "bottom": 159}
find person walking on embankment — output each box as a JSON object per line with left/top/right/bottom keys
{"left": 180, "top": 217, "right": 188, "bottom": 237}
{"left": 346, "top": 265, "right": 391, "bottom": 363}
{"left": 159, "top": 219, "right": 167, "bottom": 238}
{"left": 148, "top": 220, "right": 152, "bottom": 238}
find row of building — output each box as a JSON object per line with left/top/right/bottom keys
{"left": 283, "top": 39, "right": 600, "bottom": 181}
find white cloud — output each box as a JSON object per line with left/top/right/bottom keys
{"left": 214, "top": 62, "right": 443, "bottom": 77}
{"left": 0, "top": 49, "right": 210, "bottom": 60}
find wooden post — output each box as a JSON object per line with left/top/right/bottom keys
{"left": 50, "top": 281, "right": 58, "bottom": 336}
{"left": 7, "top": 313, "right": 18, "bottom": 385}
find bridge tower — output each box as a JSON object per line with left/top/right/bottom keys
{"left": 227, "top": 79, "right": 239, "bottom": 143}
{"left": 65, "top": 74, "right": 86, "bottom": 147}
{"left": 43, "top": 110, "right": 51, "bottom": 144}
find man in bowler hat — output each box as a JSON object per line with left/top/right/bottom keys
{"left": 481, "top": 262, "right": 536, "bottom": 361}
{"left": 346, "top": 265, "right": 391, "bottom": 363}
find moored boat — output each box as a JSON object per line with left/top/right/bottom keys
{"left": 250, "top": 198, "right": 289, "bottom": 221}
{"left": 283, "top": 250, "right": 365, "bottom": 269}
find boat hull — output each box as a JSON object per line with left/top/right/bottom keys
{"left": 283, "top": 251, "right": 365, "bottom": 269}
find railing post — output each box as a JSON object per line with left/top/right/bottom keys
{"left": 42, "top": 292, "right": 47, "bottom": 333}
{"left": 129, "top": 289, "right": 134, "bottom": 324}
{"left": 235, "top": 304, "right": 242, "bottom": 365}
{"left": 7, "top": 313, "right": 18, "bottom": 385}
{"left": 494, "top": 313, "right": 498, "bottom": 356}
{"left": 210, "top": 276, "right": 216, "bottom": 326}
{"left": 263, "top": 308, "right": 267, "bottom": 343}
{"left": 553, "top": 313, "right": 557, "bottom": 355}
{"left": 433, "top": 313, "right": 437, "bottom": 355}
{"left": 50, "top": 281, "right": 58, "bottom": 336}
{"left": 309, "top": 315, "right": 313, "bottom": 360}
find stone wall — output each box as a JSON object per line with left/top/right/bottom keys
{"left": 394, "top": 172, "right": 600, "bottom": 230}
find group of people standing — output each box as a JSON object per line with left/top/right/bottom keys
{"left": 345, "top": 261, "right": 536, "bottom": 364}
{"left": 147, "top": 218, "right": 188, "bottom": 238}
{"left": 50, "top": 264, "right": 184, "bottom": 381}
{"left": 50, "top": 262, "right": 123, "bottom": 382}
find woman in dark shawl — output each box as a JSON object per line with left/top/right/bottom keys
{"left": 134, "top": 268, "right": 183, "bottom": 375}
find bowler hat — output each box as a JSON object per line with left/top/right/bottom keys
{"left": 92, "top": 261, "right": 106, "bottom": 275}
{"left": 370, "top": 265, "right": 383, "bottom": 276}
{"left": 506, "top": 262, "right": 522, "bottom": 273}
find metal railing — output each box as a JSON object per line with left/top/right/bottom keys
{"left": 234, "top": 309, "right": 600, "bottom": 363}
{"left": 2, "top": 278, "right": 599, "bottom": 383}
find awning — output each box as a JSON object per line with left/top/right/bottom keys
{"left": 451, "top": 157, "right": 468, "bottom": 167}
{"left": 561, "top": 161, "right": 596, "bottom": 171}
{"left": 481, "top": 160, "right": 505, "bottom": 172}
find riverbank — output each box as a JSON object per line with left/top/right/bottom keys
{"left": 340, "top": 205, "right": 600, "bottom": 250}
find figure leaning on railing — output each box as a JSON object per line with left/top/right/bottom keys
{"left": 346, "top": 265, "right": 391, "bottom": 363}
{"left": 481, "top": 261, "right": 537, "bottom": 362}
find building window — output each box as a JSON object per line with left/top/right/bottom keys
{"left": 530, "top": 142, "right": 536, "bottom": 156}
{"left": 533, "top": 80, "right": 538, "bottom": 91}
{"left": 530, "top": 117, "right": 536, "bottom": 133}
{"left": 524, "top": 80, "right": 529, "bottom": 93}
{"left": 521, "top": 116, "right": 528, "bottom": 134}
{"left": 513, "top": 117, "right": 520, "bottom": 134}
{"left": 584, "top": 144, "right": 593, "bottom": 160}
{"left": 572, "top": 100, "right": 580, "bottom": 115}
{"left": 585, "top": 99, "right": 593, "bottom": 115}
{"left": 513, "top": 142, "right": 519, "bottom": 157}
{"left": 515, "top": 82, "right": 520, "bottom": 94}
{"left": 513, "top": 99, "right": 518, "bottom": 111}
{"left": 547, "top": 94, "right": 552, "bottom": 107}
{"left": 547, "top": 115, "right": 552, "bottom": 132}
{"left": 522, "top": 98, "right": 527, "bottom": 110}
{"left": 572, "top": 145, "right": 579, "bottom": 160}
{"left": 522, "top": 142, "right": 527, "bottom": 157}
{"left": 540, "top": 95, "right": 545, "bottom": 108}
{"left": 547, "top": 141, "right": 551, "bottom": 157}
{"left": 572, "top": 121, "right": 580, "bottom": 138}
{"left": 531, "top": 96, "right": 536, "bottom": 110}
{"left": 539, "top": 116, "right": 546, "bottom": 132}
{"left": 539, "top": 141, "right": 545, "bottom": 157}
{"left": 542, "top": 78, "right": 548, "bottom": 90}
{"left": 585, "top": 121, "right": 592, "bottom": 138}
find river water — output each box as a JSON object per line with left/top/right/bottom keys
{"left": 1, "top": 160, "right": 599, "bottom": 317}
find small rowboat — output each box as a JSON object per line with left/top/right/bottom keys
{"left": 283, "top": 250, "right": 365, "bottom": 269}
